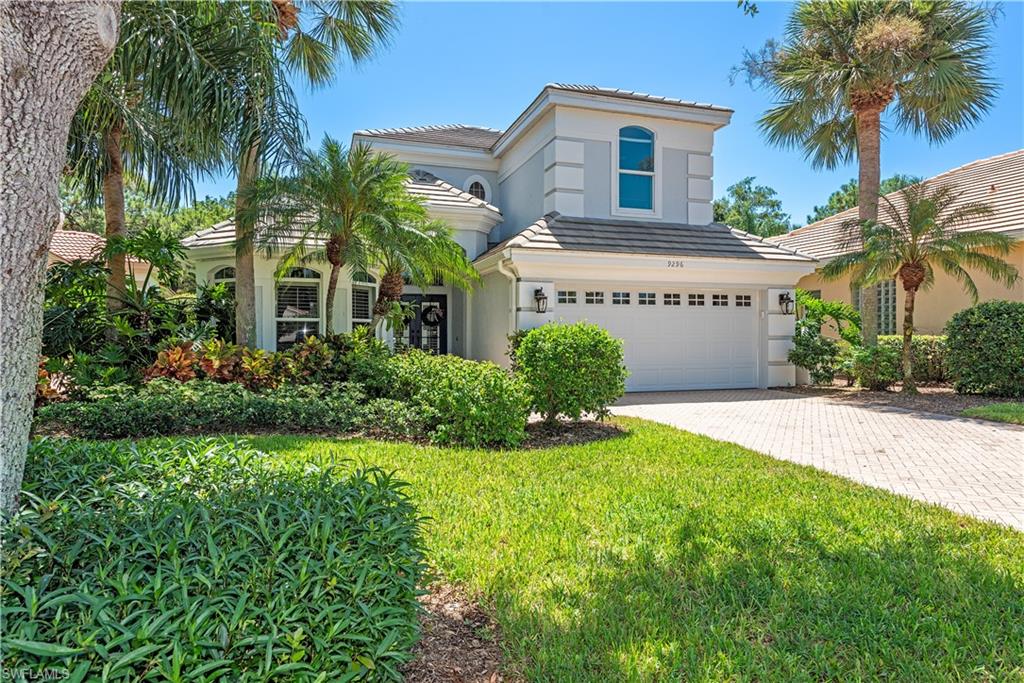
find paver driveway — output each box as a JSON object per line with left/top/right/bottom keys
{"left": 613, "top": 389, "right": 1024, "bottom": 530}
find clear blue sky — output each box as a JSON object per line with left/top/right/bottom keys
{"left": 195, "top": 1, "right": 1024, "bottom": 227}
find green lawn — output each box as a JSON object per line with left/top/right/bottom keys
{"left": 246, "top": 419, "right": 1022, "bottom": 681}
{"left": 963, "top": 402, "right": 1024, "bottom": 425}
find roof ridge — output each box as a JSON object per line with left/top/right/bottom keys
{"left": 545, "top": 83, "right": 731, "bottom": 112}
{"left": 355, "top": 123, "right": 503, "bottom": 136}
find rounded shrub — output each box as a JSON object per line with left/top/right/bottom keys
{"left": 878, "top": 335, "right": 947, "bottom": 383}
{"left": 515, "top": 322, "right": 628, "bottom": 423}
{"left": 389, "top": 350, "right": 530, "bottom": 447}
{"left": 852, "top": 345, "right": 901, "bottom": 391}
{"left": 945, "top": 300, "right": 1024, "bottom": 397}
{"left": 2, "top": 438, "right": 425, "bottom": 680}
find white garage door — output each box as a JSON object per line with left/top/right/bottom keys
{"left": 553, "top": 286, "right": 759, "bottom": 392}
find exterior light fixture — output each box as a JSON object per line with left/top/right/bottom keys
{"left": 778, "top": 292, "right": 795, "bottom": 315}
{"left": 534, "top": 287, "right": 548, "bottom": 314}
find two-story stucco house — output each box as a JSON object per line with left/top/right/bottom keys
{"left": 183, "top": 84, "right": 817, "bottom": 391}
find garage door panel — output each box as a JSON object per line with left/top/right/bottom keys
{"left": 554, "top": 286, "right": 759, "bottom": 391}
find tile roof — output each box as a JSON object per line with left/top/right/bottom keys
{"left": 354, "top": 124, "right": 502, "bottom": 151}
{"left": 770, "top": 149, "right": 1024, "bottom": 261}
{"left": 546, "top": 83, "right": 733, "bottom": 113}
{"left": 477, "top": 213, "right": 816, "bottom": 263}
{"left": 49, "top": 229, "right": 105, "bottom": 262}
{"left": 182, "top": 172, "right": 500, "bottom": 249}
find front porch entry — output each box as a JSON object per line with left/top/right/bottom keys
{"left": 401, "top": 293, "right": 448, "bottom": 354}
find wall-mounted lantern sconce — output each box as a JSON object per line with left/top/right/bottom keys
{"left": 778, "top": 292, "right": 795, "bottom": 315}
{"left": 534, "top": 287, "right": 548, "bottom": 314}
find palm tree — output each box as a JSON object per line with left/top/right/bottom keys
{"left": 229, "top": 0, "right": 398, "bottom": 347}
{"left": 822, "top": 182, "right": 1018, "bottom": 393}
{"left": 65, "top": 1, "right": 244, "bottom": 314}
{"left": 742, "top": 0, "right": 997, "bottom": 344}
{"left": 368, "top": 212, "right": 479, "bottom": 328}
{"left": 251, "top": 139, "right": 410, "bottom": 332}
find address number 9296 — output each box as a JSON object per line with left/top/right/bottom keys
{"left": 666, "top": 260, "right": 685, "bottom": 268}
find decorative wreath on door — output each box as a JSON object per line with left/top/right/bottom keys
{"left": 421, "top": 306, "right": 445, "bottom": 327}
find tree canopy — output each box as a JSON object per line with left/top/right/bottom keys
{"left": 806, "top": 175, "right": 918, "bottom": 224}
{"left": 712, "top": 176, "right": 791, "bottom": 237}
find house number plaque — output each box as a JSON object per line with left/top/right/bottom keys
{"left": 666, "top": 260, "right": 686, "bottom": 268}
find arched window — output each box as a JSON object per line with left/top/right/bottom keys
{"left": 618, "top": 126, "right": 654, "bottom": 211}
{"left": 468, "top": 181, "right": 486, "bottom": 201}
{"left": 275, "top": 267, "right": 320, "bottom": 349}
{"left": 210, "top": 266, "right": 236, "bottom": 295}
{"left": 351, "top": 271, "right": 377, "bottom": 331}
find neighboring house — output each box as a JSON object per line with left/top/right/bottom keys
{"left": 770, "top": 150, "right": 1024, "bottom": 335}
{"left": 48, "top": 229, "right": 151, "bottom": 288}
{"left": 184, "top": 84, "right": 817, "bottom": 391}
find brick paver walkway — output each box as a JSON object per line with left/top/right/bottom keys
{"left": 613, "top": 389, "right": 1024, "bottom": 530}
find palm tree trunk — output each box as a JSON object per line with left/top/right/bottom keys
{"left": 234, "top": 141, "right": 260, "bottom": 347}
{"left": 102, "top": 121, "right": 126, "bottom": 314}
{"left": 901, "top": 286, "right": 918, "bottom": 393}
{"left": 325, "top": 261, "right": 341, "bottom": 332}
{"left": 854, "top": 105, "right": 883, "bottom": 346}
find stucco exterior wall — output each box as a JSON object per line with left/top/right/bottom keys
{"left": 468, "top": 271, "right": 513, "bottom": 366}
{"left": 497, "top": 148, "right": 545, "bottom": 242}
{"left": 797, "top": 241, "right": 1024, "bottom": 335}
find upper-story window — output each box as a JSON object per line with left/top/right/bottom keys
{"left": 618, "top": 126, "right": 654, "bottom": 211}
{"left": 468, "top": 181, "right": 486, "bottom": 201}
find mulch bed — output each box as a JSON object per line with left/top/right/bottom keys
{"left": 522, "top": 418, "right": 626, "bottom": 449}
{"left": 403, "top": 584, "right": 516, "bottom": 683}
{"left": 781, "top": 383, "right": 1015, "bottom": 418}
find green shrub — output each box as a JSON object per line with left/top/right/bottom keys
{"left": 514, "top": 323, "right": 627, "bottom": 422}
{"left": 878, "top": 335, "right": 947, "bottom": 383}
{"left": 390, "top": 351, "right": 530, "bottom": 447}
{"left": 789, "top": 318, "right": 840, "bottom": 385}
{"left": 35, "top": 379, "right": 366, "bottom": 439}
{"left": 852, "top": 345, "right": 901, "bottom": 390}
{"left": 360, "top": 398, "right": 428, "bottom": 439}
{"left": 1, "top": 438, "right": 424, "bottom": 680}
{"left": 326, "top": 330, "right": 396, "bottom": 398}
{"left": 945, "top": 300, "right": 1024, "bottom": 397}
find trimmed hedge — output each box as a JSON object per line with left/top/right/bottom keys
{"left": 1, "top": 438, "right": 424, "bottom": 680}
{"left": 878, "top": 335, "right": 948, "bottom": 383}
{"left": 35, "top": 379, "right": 375, "bottom": 439}
{"left": 515, "top": 322, "right": 627, "bottom": 421}
{"left": 945, "top": 300, "right": 1024, "bottom": 397}
{"left": 390, "top": 350, "right": 530, "bottom": 448}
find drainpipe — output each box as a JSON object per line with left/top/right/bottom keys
{"left": 496, "top": 251, "right": 518, "bottom": 338}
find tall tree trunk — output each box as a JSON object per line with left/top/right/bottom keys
{"left": 325, "top": 261, "right": 341, "bottom": 332}
{"left": 0, "top": 0, "right": 121, "bottom": 518}
{"left": 102, "top": 120, "right": 126, "bottom": 313}
{"left": 901, "top": 285, "right": 917, "bottom": 394}
{"left": 234, "top": 141, "right": 260, "bottom": 347}
{"left": 854, "top": 106, "right": 883, "bottom": 346}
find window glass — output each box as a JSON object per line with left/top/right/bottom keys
{"left": 585, "top": 291, "right": 604, "bottom": 305}
{"left": 712, "top": 294, "right": 729, "bottom": 307}
{"left": 213, "top": 266, "right": 235, "bottom": 280}
{"left": 275, "top": 273, "right": 319, "bottom": 349}
{"left": 638, "top": 292, "right": 656, "bottom": 306}
{"left": 664, "top": 293, "right": 681, "bottom": 306}
{"left": 853, "top": 281, "right": 897, "bottom": 334}
{"left": 619, "top": 174, "right": 653, "bottom": 210}
{"left": 618, "top": 126, "right": 654, "bottom": 211}
{"left": 612, "top": 291, "right": 631, "bottom": 305}
{"left": 735, "top": 294, "right": 752, "bottom": 307}
{"left": 468, "top": 181, "right": 486, "bottom": 201}
{"left": 688, "top": 293, "right": 705, "bottom": 306}
{"left": 557, "top": 290, "right": 577, "bottom": 304}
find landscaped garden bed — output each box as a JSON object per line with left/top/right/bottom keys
{"left": 781, "top": 383, "right": 1017, "bottom": 418}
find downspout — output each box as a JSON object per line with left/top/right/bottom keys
{"left": 496, "top": 251, "right": 518, "bottom": 338}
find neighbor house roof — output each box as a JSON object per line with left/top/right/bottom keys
{"left": 477, "top": 213, "right": 816, "bottom": 263}
{"left": 49, "top": 230, "right": 105, "bottom": 262}
{"left": 182, "top": 171, "right": 500, "bottom": 250}
{"left": 769, "top": 149, "right": 1024, "bottom": 261}
{"left": 353, "top": 124, "right": 503, "bottom": 151}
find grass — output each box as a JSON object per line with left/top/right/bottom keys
{"left": 963, "top": 402, "right": 1024, "bottom": 425}
{"left": 165, "top": 420, "right": 1022, "bottom": 680}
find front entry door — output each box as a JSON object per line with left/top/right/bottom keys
{"left": 401, "top": 294, "right": 448, "bottom": 354}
